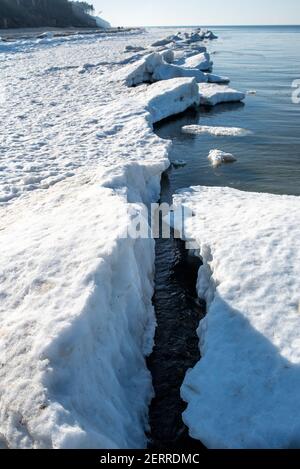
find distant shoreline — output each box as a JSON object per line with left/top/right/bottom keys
{"left": 0, "top": 27, "right": 143, "bottom": 42}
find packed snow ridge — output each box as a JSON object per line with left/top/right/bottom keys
{"left": 173, "top": 186, "right": 300, "bottom": 449}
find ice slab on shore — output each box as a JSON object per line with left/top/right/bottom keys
{"left": 151, "top": 36, "right": 176, "bottom": 47}
{"left": 172, "top": 186, "right": 300, "bottom": 449}
{"left": 205, "top": 73, "right": 230, "bottom": 84}
{"left": 152, "top": 64, "right": 207, "bottom": 83}
{"left": 182, "top": 125, "right": 251, "bottom": 137}
{"left": 184, "top": 52, "right": 213, "bottom": 71}
{"left": 117, "top": 52, "right": 164, "bottom": 86}
{"left": 117, "top": 51, "right": 207, "bottom": 86}
{"left": 198, "top": 83, "right": 245, "bottom": 106}
{"left": 143, "top": 77, "right": 200, "bottom": 123}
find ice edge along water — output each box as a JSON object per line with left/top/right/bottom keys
{"left": 172, "top": 187, "right": 300, "bottom": 449}
{"left": 0, "top": 28, "right": 245, "bottom": 449}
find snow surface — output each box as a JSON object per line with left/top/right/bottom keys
{"left": 172, "top": 186, "right": 300, "bottom": 449}
{"left": 198, "top": 83, "right": 245, "bottom": 106}
{"left": 0, "top": 27, "right": 205, "bottom": 449}
{"left": 182, "top": 125, "right": 251, "bottom": 137}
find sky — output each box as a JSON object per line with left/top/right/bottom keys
{"left": 91, "top": 0, "right": 300, "bottom": 27}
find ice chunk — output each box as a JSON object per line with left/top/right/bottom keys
{"left": 143, "top": 77, "right": 200, "bottom": 123}
{"left": 125, "top": 45, "right": 146, "bottom": 53}
{"left": 159, "top": 49, "right": 175, "bottom": 64}
{"left": 172, "top": 160, "right": 187, "bottom": 168}
{"left": 152, "top": 64, "right": 208, "bottom": 83}
{"left": 205, "top": 31, "right": 218, "bottom": 40}
{"left": 116, "top": 52, "right": 164, "bottom": 86}
{"left": 151, "top": 37, "right": 175, "bottom": 47}
{"left": 205, "top": 73, "right": 230, "bottom": 84}
{"left": 182, "top": 125, "right": 252, "bottom": 137}
{"left": 207, "top": 149, "right": 237, "bottom": 166}
{"left": 198, "top": 83, "right": 245, "bottom": 106}
{"left": 117, "top": 52, "right": 207, "bottom": 86}
{"left": 184, "top": 52, "right": 213, "bottom": 71}
{"left": 187, "top": 32, "right": 205, "bottom": 43}
{"left": 172, "top": 186, "right": 300, "bottom": 449}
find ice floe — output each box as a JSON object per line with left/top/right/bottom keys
{"left": 182, "top": 125, "right": 252, "bottom": 137}
{"left": 198, "top": 83, "right": 246, "bottom": 106}
{"left": 172, "top": 186, "right": 300, "bottom": 449}
{"left": 207, "top": 149, "right": 237, "bottom": 167}
{"left": 172, "top": 160, "right": 187, "bottom": 168}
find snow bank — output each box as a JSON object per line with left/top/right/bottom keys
{"left": 143, "top": 77, "right": 200, "bottom": 123}
{"left": 0, "top": 94, "right": 173, "bottom": 448}
{"left": 207, "top": 149, "right": 237, "bottom": 167}
{"left": 173, "top": 186, "right": 300, "bottom": 449}
{"left": 0, "top": 180, "right": 155, "bottom": 449}
{"left": 182, "top": 125, "right": 251, "bottom": 137}
{"left": 198, "top": 83, "right": 245, "bottom": 106}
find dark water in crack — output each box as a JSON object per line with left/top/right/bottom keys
{"left": 147, "top": 172, "right": 206, "bottom": 450}
{"left": 147, "top": 26, "right": 300, "bottom": 449}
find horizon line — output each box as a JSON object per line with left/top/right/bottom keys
{"left": 120, "top": 23, "right": 300, "bottom": 28}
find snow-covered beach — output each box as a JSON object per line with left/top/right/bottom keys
{"left": 1, "top": 23, "right": 300, "bottom": 450}
{"left": 0, "top": 26, "right": 221, "bottom": 449}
